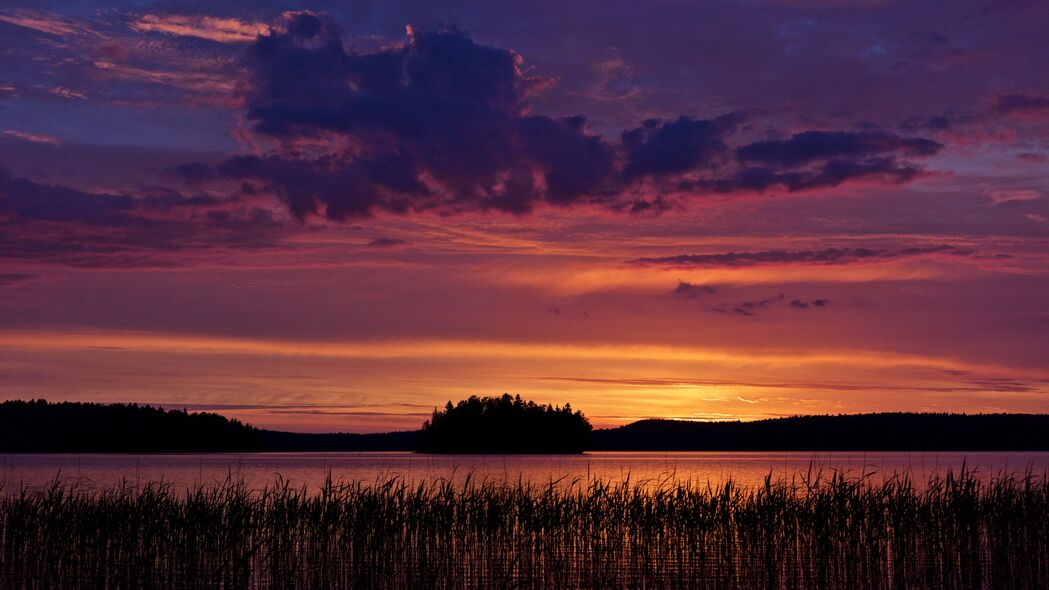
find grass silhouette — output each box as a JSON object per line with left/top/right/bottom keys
{"left": 2, "top": 467, "right": 1047, "bottom": 589}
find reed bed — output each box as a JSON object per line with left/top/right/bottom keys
{"left": 1, "top": 468, "right": 1047, "bottom": 589}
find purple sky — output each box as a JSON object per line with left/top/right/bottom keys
{"left": 1, "top": 0, "right": 1047, "bottom": 432}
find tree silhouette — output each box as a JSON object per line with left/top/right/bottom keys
{"left": 416, "top": 394, "right": 592, "bottom": 453}
{"left": 0, "top": 399, "right": 415, "bottom": 452}
{"left": 0, "top": 399, "right": 263, "bottom": 452}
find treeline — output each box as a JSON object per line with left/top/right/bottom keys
{"left": 4, "top": 400, "right": 1049, "bottom": 453}
{"left": 0, "top": 400, "right": 414, "bottom": 453}
{"left": 591, "top": 413, "right": 1049, "bottom": 451}
{"left": 417, "top": 394, "right": 591, "bottom": 453}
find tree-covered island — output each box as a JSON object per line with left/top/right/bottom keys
{"left": 416, "top": 394, "right": 592, "bottom": 453}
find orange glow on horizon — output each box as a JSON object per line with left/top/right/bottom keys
{"left": 3, "top": 329, "right": 1048, "bottom": 432}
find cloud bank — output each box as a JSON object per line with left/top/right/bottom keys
{"left": 180, "top": 12, "right": 944, "bottom": 220}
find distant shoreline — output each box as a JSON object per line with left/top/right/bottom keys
{"left": 3, "top": 400, "right": 1049, "bottom": 453}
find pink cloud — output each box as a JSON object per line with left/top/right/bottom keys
{"left": 129, "top": 14, "right": 270, "bottom": 43}
{"left": 2, "top": 129, "right": 62, "bottom": 145}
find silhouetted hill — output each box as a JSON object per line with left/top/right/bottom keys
{"left": 0, "top": 400, "right": 415, "bottom": 453}
{"left": 416, "top": 394, "right": 591, "bottom": 453}
{"left": 591, "top": 414, "right": 1049, "bottom": 451}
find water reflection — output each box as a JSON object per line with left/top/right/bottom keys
{"left": 4, "top": 451, "right": 1048, "bottom": 493}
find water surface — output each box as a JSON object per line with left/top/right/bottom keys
{"left": 4, "top": 451, "right": 1048, "bottom": 492}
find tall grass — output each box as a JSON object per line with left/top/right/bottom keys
{"left": 1, "top": 468, "right": 1047, "bottom": 589}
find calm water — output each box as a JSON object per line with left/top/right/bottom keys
{"left": 3, "top": 451, "right": 1049, "bottom": 492}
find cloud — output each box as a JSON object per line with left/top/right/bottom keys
{"left": 680, "top": 130, "right": 945, "bottom": 193}
{"left": 716, "top": 293, "right": 785, "bottom": 316}
{"left": 736, "top": 131, "right": 942, "bottom": 168}
{"left": 790, "top": 298, "right": 828, "bottom": 309}
{"left": 2, "top": 129, "right": 61, "bottom": 145}
{"left": 695, "top": 157, "right": 931, "bottom": 193}
{"left": 182, "top": 13, "right": 616, "bottom": 218}
{"left": 673, "top": 281, "right": 716, "bottom": 297}
{"left": 179, "top": 13, "right": 944, "bottom": 220}
{"left": 992, "top": 94, "right": 1049, "bottom": 116}
{"left": 713, "top": 293, "right": 829, "bottom": 316}
{"left": 92, "top": 59, "right": 235, "bottom": 95}
{"left": 1017, "top": 153, "right": 1047, "bottom": 163}
{"left": 0, "top": 9, "right": 101, "bottom": 37}
{"left": 535, "top": 375, "right": 1039, "bottom": 394}
{"left": 621, "top": 114, "right": 742, "bottom": 179}
{"left": 0, "top": 273, "right": 36, "bottom": 286}
{"left": 367, "top": 237, "right": 408, "bottom": 247}
{"left": 0, "top": 166, "right": 281, "bottom": 267}
{"left": 154, "top": 402, "right": 433, "bottom": 412}
{"left": 578, "top": 50, "right": 643, "bottom": 102}
{"left": 632, "top": 244, "right": 971, "bottom": 268}
{"left": 48, "top": 87, "right": 86, "bottom": 101}
{"left": 987, "top": 189, "right": 1041, "bottom": 205}
{"left": 0, "top": 167, "right": 134, "bottom": 223}
{"left": 129, "top": 14, "right": 269, "bottom": 43}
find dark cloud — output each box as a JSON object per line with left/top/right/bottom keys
{"left": 737, "top": 131, "right": 942, "bottom": 168}
{"left": 714, "top": 293, "right": 828, "bottom": 317}
{"left": 366, "top": 237, "right": 408, "bottom": 247}
{"left": 0, "top": 272, "right": 36, "bottom": 286}
{"left": 0, "top": 166, "right": 134, "bottom": 223}
{"left": 0, "top": 166, "right": 281, "bottom": 267}
{"left": 677, "top": 131, "right": 945, "bottom": 193}
{"left": 621, "top": 114, "right": 742, "bottom": 180}
{"left": 737, "top": 294, "right": 784, "bottom": 312}
{"left": 790, "top": 298, "right": 828, "bottom": 309}
{"left": 211, "top": 153, "right": 428, "bottom": 220}
{"left": 633, "top": 244, "right": 971, "bottom": 268}
{"left": 195, "top": 12, "right": 615, "bottom": 217}
{"left": 179, "top": 13, "right": 944, "bottom": 220}
{"left": 712, "top": 294, "right": 782, "bottom": 317}
{"left": 992, "top": 94, "right": 1049, "bottom": 116}
{"left": 673, "top": 281, "right": 716, "bottom": 297}
{"left": 1017, "top": 153, "right": 1047, "bottom": 163}
{"left": 900, "top": 115, "right": 954, "bottom": 132}
{"left": 695, "top": 157, "right": 930, "bottom": 193}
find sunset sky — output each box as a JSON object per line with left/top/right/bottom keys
{"left": 1, "top": 0, "right": 1047, "bottom": 432}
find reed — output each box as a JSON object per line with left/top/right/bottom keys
{"left": 1, "top": 468, "right": 1047, "bottom": 589}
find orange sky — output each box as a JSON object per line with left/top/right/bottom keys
{"left": 2, "top": 208, "right": 1047, "bottom": 431}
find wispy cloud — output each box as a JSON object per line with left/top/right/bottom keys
{"left": 129, "top": 14, "right": 269, "bottom": 43}
{"left": 2, "top": 129, "right": 61, "bottom": 144}
{"left": 92, "top": 60, "right": 235, "bottom": 93}
{"left": 0, "top": 9, "right": 101, "bottom": 37}
{"left": 633, "top": 245, "right": 972, "bottom": 268}
{"left": 48, "top": 87, "right": 86, "bottom": 100}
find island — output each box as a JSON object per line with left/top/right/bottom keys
{"left": 416, "top": 394, "right": 592, "bottom": 453}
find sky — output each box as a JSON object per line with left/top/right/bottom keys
{"left": 1, "top": 0, "right": 1047, "bottom": 433}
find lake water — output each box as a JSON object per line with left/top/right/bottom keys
{"left": 4, "top": 451, "right": 1049, "bottom": 493}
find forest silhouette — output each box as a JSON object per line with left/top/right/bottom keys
{"left": 0, "top": 400, "right": 413, "bottom": 453}
{"left": 2, "top": 398, "right": 1049, "bottom": 453}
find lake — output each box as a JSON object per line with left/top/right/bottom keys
{"left": 4, "top": 451, "right": 1049, "bottom": 492}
